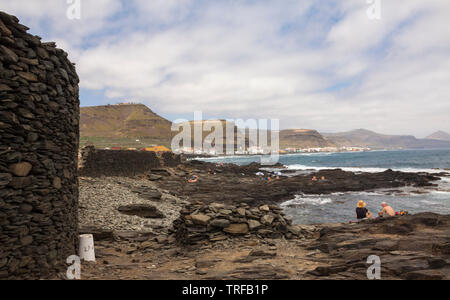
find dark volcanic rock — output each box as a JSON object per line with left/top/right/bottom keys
{"left": 154, "top": 162, "right": 441, "bottom": 207}
{"left": 118, "top": 205, "right": 165, "bottom": 219}
{"left": 131, "top": 186, "right": 162, "bottom": 200}
{"left": 305, "top": 213, "right": 450, "bottom": 280}
{"left": 79, "top": 226, "right": 114, "bottom": 241}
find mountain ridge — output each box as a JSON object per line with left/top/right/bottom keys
{"left": 322, "top": 129, "right": 450, "bottom": 149}
{"left": 279, "top": 129, "right": 333, "bottom": 149}
{"left": 426, "top": 131, "right": 450, "bottom": 141}
{"left": 79, "top": 104, "right": 450, "bottom": 150}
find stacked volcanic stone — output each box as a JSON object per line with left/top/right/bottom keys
{"left": 161, "top": 151, "right": 182, "bottom": 167}
{"left": 173, "top": 202, "right": 303, "bottom": 245}
{"left": 78, "top": 145, "right": 95, "bottom": 169}
{"left": 0, "top": 11, "right": 79, "bottom": 279}
{"left": 79, "top": 148, "right": 162, "bottom": 177}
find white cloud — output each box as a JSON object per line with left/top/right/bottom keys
{"left": 1, "top": 0, "right": 449, "bottom": 137}
{"left": 0, "top": 0, "right": 123, "bottom": 49}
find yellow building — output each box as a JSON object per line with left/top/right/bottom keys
{"left": 144, "top": 146, "right": 171, "bottom": 153}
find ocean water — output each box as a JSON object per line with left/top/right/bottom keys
{"left": 197, "top": 149, "right": 450, "bottom": 224}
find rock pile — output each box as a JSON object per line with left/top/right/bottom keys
{"left": 0, "top": 11, "right": 79, "bottom": 279}
{"left": 173, "top": 202, "right": 304, "bottom": 244}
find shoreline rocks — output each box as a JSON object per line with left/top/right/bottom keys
{"left": 305, "top": 213, "right": 450, "bottom": 280}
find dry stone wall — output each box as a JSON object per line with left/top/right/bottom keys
{"left": 161, "top": 151, "right": 182, "bottom": 167}
{"left": 79, "top": 147, "right": 162, "bottom": 177}
{"left": 0, "top": 11, "right": 79, "bottom": 279}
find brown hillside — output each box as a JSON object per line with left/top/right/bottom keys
{"left": 80, "top": 104, "right": 173, "bottom": 144}
{"left": 174, "top": 120, "right": 249, "bottom": 151}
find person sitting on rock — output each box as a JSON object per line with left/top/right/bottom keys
{"left": 188, "top": 175, "right": 199, "bottom": 183}
{"left": 378, "top": 202, "right": 395, "bottom": 217}
{"left": 356, "top": 200, "right": 373, "bottom": 220}
{"left": 312, "top": 176, "right": 318, "bottom": 182}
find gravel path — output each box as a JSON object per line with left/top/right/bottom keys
{"left": 79, "top": 177, "right": 188, "bottom": 232}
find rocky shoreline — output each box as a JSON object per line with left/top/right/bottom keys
{"left": 153, "top": 160, "right": 445, "bottom": 207}
{"left": 76, "top": 159, "right": 450, "bottom": 280}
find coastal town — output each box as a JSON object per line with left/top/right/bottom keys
{"left": 97, "top": 145, "right": 371, "bottom": 156}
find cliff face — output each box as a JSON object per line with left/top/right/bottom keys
{"left": 279, "top": 129, "right": 333, "bottom": 149}
{"left": 80, "top": 104, "right": 173, "bottom": 146}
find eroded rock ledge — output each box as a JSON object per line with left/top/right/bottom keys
{"left": 305, "top": 213, "right": 450, "bottom": 280}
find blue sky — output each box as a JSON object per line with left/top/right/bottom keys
{"left": 1, "top": 0, "right": 450, "bottom": 137}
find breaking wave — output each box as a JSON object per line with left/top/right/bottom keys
{"left": 281, "top": 195, "right": 333, "bottom": 207}
{"left": 285, "top": 164, "right": 448, "bottom": 174}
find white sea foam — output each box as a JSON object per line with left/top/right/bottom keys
{"left": 439, "top": 177, "right": 450, "bottom": 182}
{"left": 281, "top": 195, "right": 333, "bottom": 207}
{"left": 430, "top": 190, "right": 450, "bottom": 195}
{"left": 285, "top": 164, "right": 448, "bottom": 174}
{"left": 420, "top": 200, "right": 439, "bottom": 205}
{"left": 356, "top": 191, "right": 387, "bottom": 196}
{"left": 294, "top": 152, "right": 335, "bottom": 157}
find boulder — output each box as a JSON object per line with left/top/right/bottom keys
{"left": 224, "top": 224, "right": 249, "bottom": 235}
{"left": 9, "top": 162, "right": 32, "bottom": 177}
{"left": 140, "top": 190, "right": 163, "bottom": 200}
{"left": 261, "top": 215, "right": 275, "bottom": 225}
{"left": 148, "top": 174, "right": 163, "bottom": 181}
{"left": 118, "top": 205, "right": 165, "bottom": 219}
{"left": 236, "top": 208, "right": 246, "bottom": 216}
{"left": 259, "top": 205, "right": 270, "bottom": 212}
{"left": 210, "top": 219, "right": 230, "bottom": 229}
{"left": 191, "top": 214, "right": 211, "bottom": 226}
{"left": 53, "top": 177, "right": 62, "bottom": 189}
{"left": 248, "top": 220, "right": 262, "bottom": 231}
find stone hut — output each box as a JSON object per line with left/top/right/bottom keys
{"left": 0, "top": 11, "right": 79, "bottom": 279}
